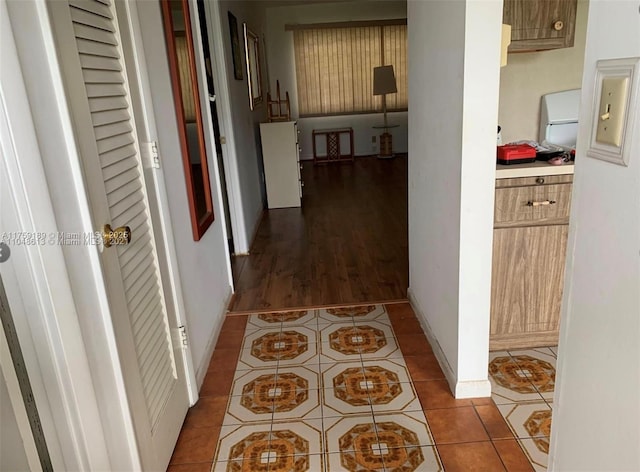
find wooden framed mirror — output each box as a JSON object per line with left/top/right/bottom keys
{"left": 243, "top": 24, "right": 263, "bottom": 110}
{"left": 161, "top": 0, "right": 214, "bottom": 240}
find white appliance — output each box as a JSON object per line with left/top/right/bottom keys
{"left": 539, "top": 88, "right": 581, "bottom": 149}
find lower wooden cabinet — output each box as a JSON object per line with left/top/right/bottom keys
{"left": 491, "top": 225, "right": 569, "bottom": 349}
{"left": 490, "top": 174, "right": 572, "bottom": 350}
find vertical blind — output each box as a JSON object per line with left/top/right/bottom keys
{"left": 175, "top": 35, "right": 196, "bottom": 122}
{"left": 293, "top": 23, "right": 407, "bottom": 117}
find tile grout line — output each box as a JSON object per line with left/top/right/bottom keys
{"left": 265, "top": 318, "right": 284, "bottom": 472}
{"left": 373, "top": 308, "right": 394, "bottom": 472}
{"left": 469, "top": 401, "right": 513, "bottom": 472}
{"left": 313, "top": 309, "right": 329, "bottom": 469}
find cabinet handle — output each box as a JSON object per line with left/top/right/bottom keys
{"left": 298, "top": 146, "right": 302, "bottom": 152}
{"left": 299, "top": 163, "right": 303, "bottom": 170}
{"left": 527, "top": 200, "right": 556, "bottom": 207}
{"left": 300, "top": 180, "right": 304, "bottom": 187}
{"left": 535, "top": 177, "right": 545, "bottom": 185}
{"left": 553, "top": 20, "right": 564, "bottom": 31}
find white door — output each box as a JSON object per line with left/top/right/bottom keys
{"left": 48, "top": 1, "right": 189, "bottom": 469}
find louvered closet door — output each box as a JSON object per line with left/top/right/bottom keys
{"left": 49, "top": 1, "right": 189, "bottom": 469}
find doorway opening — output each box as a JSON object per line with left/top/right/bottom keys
{"left": 197, "top": 0, "right": 235, "bottom": 258}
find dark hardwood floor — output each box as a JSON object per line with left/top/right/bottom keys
{"left": 228, "top": 155, "right": 408, "bottom": 312}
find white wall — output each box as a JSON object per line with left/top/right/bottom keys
{"left": 549, "top": 1, "right": 640, "bottom": 470}
{"left": 408, "top": 0, "right": 501, "bottom": 398}
{"left": 218, "top": 0, "right": 268, "bottom": 246}
{"left": 136, "top": 1, "right": 233, "bottom": 383}
{"left": 498, "top": 0, "right": 589, "bottom": 143}
{"left": 264, "top": 0, "right": 407, "bottom": 158}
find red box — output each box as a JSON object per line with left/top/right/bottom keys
{"left": 497, "top": 144, "right": 537, "bottom": 165}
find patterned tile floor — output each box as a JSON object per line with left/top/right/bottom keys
{"left": 489, "top": 348, "right": 557, "bottom": 472}
{"left": 168, "top": 303, "right": 551, "bottom": 471}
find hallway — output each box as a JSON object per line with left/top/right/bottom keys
{"left": 172, "top": 157, "right": 550, "bottom": 470}
{"left": 229, "top": 157, "right": 409, "bottom": 312}
{"left": 168, "top": 303, "right": 546, "bottom": 471}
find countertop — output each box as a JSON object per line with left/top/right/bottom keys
{"left": 496, "top": 160, "right": 575, "bottom": 179}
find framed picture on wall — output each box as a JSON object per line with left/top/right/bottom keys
{"left": 243, "top": 23, "right": 263, "bottom": 109}
{"left": 228, "top": 11, "right": 243, "bottom": 80}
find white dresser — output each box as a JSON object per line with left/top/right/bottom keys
{"left": 259, "top": 121, "right": 302, "bottom": 209}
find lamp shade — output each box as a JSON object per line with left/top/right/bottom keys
{"left": 373, "top": 65, "right": 397, "bottom": 95}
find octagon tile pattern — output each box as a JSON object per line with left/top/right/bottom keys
{"left": 240, "top": 372, "right": 308, "bottom": 413}
{"left": 329, "top": 325, "right": 387, "bottom": 355}
{"left": 227, "top": 367, "right": 320, "bottom": 423}
{"left": 237, "top": 326, "right": 317, "bottom": 369}
{"left": 320, "top": 321, "right": 401, "bottom": 363}
{"left": 489, "top": 347, "right": 558, "bottom": 471}
{"left": 213, "top": 421, "right": 323, "bottom": 472}
{"left": 181, "top": 304, "right": 550, "bottom": 471}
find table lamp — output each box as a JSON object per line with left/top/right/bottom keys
{"left": 373, "top": 65, "right": 397, "bottom": 158}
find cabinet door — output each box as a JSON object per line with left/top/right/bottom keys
{"left": 504, "top": 0, "right": 577, "bottom": 51}
{"left": 526, "top": 225, "right": 569, "bottom": 333}
{"left": 491, "top": 227, "right": 528, "bottom": 336}
{"left": 491, "top": 224, "right": 568, "bottom": 344}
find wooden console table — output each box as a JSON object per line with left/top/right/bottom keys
{"left": 312, "top": 127, "right": 354, "bottom": 164}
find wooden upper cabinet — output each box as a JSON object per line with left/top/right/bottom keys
{"left": 503, "top": 0, "right": 578, "bottom": 52}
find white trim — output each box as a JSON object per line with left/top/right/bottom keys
{"left": 195, "top": 287, "right": 234, "bottom": 388}
{"left": 407, "top": 288, "right": 457, "bottom": 390}
{"left": 116, "top": 0, "right": 199, "bottom": 404}
{"left": 188, "top": 0, "right": 235, "bottom": 288}
{"left": 407, "top": 288, "right": 491, "bottom": 399}
{"left": 203, "top": 0, "right": 250, "bottom": 254}
{"left": 453, "top": 379, "right": 492, "bottom": 399}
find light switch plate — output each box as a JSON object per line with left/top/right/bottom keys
{"left": 587, "top": 57, "right": 640, "bottom": 166}
{"left": 595, "top": 77, "right": 628, "bottom": 146}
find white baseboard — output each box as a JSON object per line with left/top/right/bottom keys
{"left": 454, "top": 379, "right": 492, "bottom": 399}
{"left": 407, "top": 288, "right": 491, "bottom": 399}
{"left": 407, "top": 288, "right": 457, "bottom": 392}
{"left": 195, "top": 287, "right": 233, "bottom": 389}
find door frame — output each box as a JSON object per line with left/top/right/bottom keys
{"left": 202, "top": 0, "right": 251, "bottom": 255}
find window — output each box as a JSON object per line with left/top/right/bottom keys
{"left": 292, "top": 21, "right": 407, "bottom": 117}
